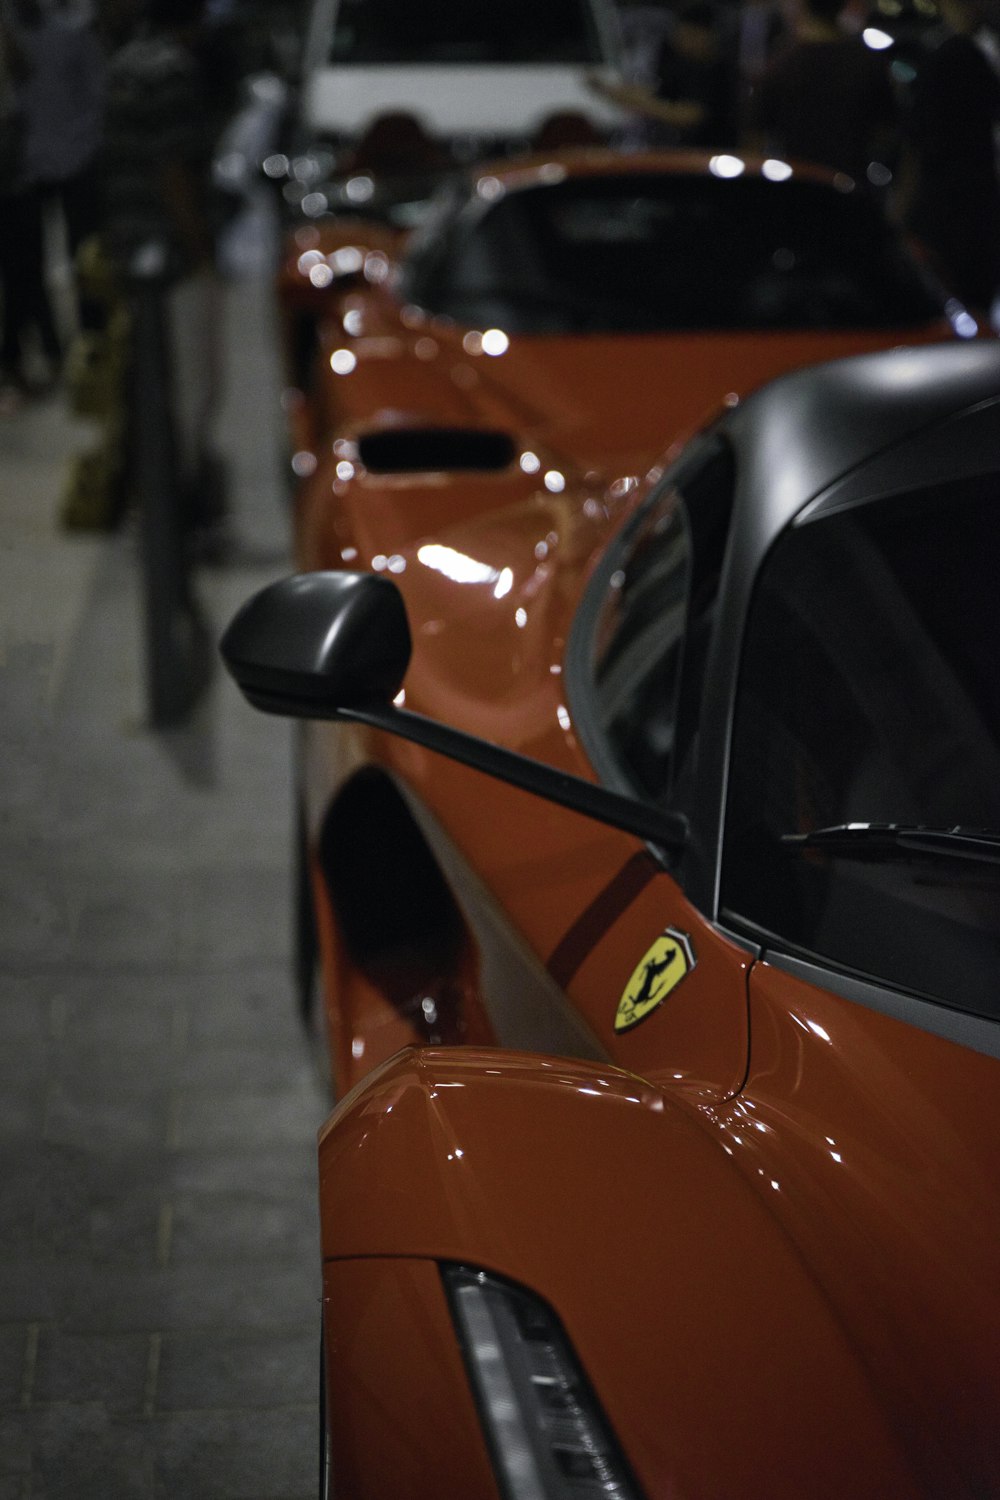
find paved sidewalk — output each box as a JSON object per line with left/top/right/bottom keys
{"left": 0, "top": 276, "right": 330, "bottom": 1499}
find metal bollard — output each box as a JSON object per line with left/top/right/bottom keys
{"left": 128, "top": 241, "right": 212, "bottom": 727}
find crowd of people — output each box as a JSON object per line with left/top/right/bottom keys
{"left": 604, "top": 0, "right": 1000, "bottom": 317}
{"left": 0, "top": 0, "right": 999, "bottom": 413}
{"left": 0, "top": 0, "right": 279, "bottom": 411}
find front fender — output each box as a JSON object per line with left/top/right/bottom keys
{"left": 318, "top": 1046, "right": 922, "bottom": 1498}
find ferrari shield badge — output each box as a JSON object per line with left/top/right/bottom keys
{"left": 615, "top": 928, "right": 696, "bottom": 1033}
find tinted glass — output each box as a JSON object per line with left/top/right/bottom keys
{"left": 404, "top": 174, "right": 945, "bottom": 334}
{"left": 722, "top": 477, "right": 1000, "bottom": 1020}
{"left": 329, "top": 0, "right": 601, "bottom": 64}
{"left": 588, "top": 440, "right": 734, "bottom": 800}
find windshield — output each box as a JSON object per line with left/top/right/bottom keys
{"left": 722, "top": 473, "right": 1000, "bottom": 1020}
{"left": 328, "top": 0, "right": 603, "bottom": 64}
{"left": 402, "top": 173, "right": 946, "bottom": 334}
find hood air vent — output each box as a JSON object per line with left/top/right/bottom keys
{"left": 357, "top": 428, "right": 516, "bottom": 474}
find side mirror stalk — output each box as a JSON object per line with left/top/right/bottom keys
{"left": 221, "top": 572, "right": 688, "bottom": 854}
{"left": 244, "top": 683, "right": 688, "bottom": 851}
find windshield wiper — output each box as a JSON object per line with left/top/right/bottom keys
{"left": 781, "top": 823, "right": 1000, "bottom": 866}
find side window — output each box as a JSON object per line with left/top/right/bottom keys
{"left": 585, "top": 438, "right": 734, "bottom": 802}
{"left": 591, "top": 485, "right": 690, "bottom": 799}
{"left": 721, "top": 477, "right": 1000, "bottom": 1021}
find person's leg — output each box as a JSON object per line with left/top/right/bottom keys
{"left": 55, "top": 170, "right": 106, "bottom": 333}
{"left": 19, "top": 185, "right": 64, "bottom": 370}
{"left": 0, "top": 191, "right": 35, "bottom": 381}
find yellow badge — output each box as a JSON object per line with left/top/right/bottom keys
{"left": 615, "top": 928, "right": 696, "bottom": 1033}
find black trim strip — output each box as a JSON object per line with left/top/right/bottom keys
{"left": 547, "top": 851, "right": 660, "bottom": 990}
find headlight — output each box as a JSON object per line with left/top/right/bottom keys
{"left": 443, "top": 1265, "right": 640, "bottom": 1500}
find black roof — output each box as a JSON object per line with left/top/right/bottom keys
{"left": 729, "top": 340, "right": 1000, "bottom": 542}
{"left": 691, "top": 339, "right": 1000, "bottom": 913}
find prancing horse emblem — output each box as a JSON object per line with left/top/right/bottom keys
{"left": 615, "top": 928, "right": 696, "bottom": 1033}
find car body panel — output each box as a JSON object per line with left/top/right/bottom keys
{"left": 321, "top": 1257, "right": 502, "bottom": 1500}
{"left": 309, "top": 317, "right": 962, "bottom": 490}
{"left": 304, "top": 713, "right": 753, "bottom": 1100}
{"left": 245, "top": 171, "right": 1000, "bottom": 1495}
{"left": 282, "top": 230, "right": 961, "bottom": 477}
{"left": 296, "top": 461, "right": 748, "bottom": 1102}
{"left": 318, "top": 1048, "right": 926, "bottom": 1497}
{"left": 317, "top": 955, "right": 1000, "bottom": 1494}
{"left": 721, "top": 960, "right": 1000, "bottom": 1496}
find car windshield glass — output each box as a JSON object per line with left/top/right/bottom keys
{"left": 328, "top": 0, "right": 602, "bottom": 64}
{"left": 722, "top": 473, "right": 1000, "bottom": 1021}
{"left": 404, "top": 173, "right": 946, "bottom": 334}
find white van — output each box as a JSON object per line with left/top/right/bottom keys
{"left": 299, "top": 0, "right": 625, "bottom": 152}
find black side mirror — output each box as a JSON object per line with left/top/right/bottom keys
{"left": 221, "top": 571, "right": 411, "bottom": 711}
{"left": 220, "top": 572, "right": 689, "bottom": 854}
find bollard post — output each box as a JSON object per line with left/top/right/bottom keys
{"left": 127, "top": 241, "right": 212, "bottom": 728}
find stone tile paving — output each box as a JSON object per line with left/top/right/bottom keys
{"left": 0, "top": 278, "right": 331, "bottom": 1497}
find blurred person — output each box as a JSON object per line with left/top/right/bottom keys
{"left": 94, "top": 0, "right": 140, "bottom": 49}
{"left": 592, "top": 1, "right": 737, "bottom": 148}
{"left": 16, "top": 0, "right": 106, "bottom": 304}
{"left": 101, "top": 0, "right": 217, "bottom": 275}
{"left": 900, "top": 0, "right": 1000, "bottom": 317}
{"left": 0, "top": 2, "right": 23, "bottom": 182}
{"left": 612, "top": 0, "right": 675, "bottom": 96}
{"left": 658, "top": 2, "right": 738, "bottom": 146}
{"left": 725, "top": 0, "right": 790, "bottom": 136}
{"left": 0, "top": 0, "right": 89, "bottom": 393}
{"left": 748, "top": 0, "right": 898, "bottom": 184}
{"left": 197, "top": 0, "right": 249, "bottom": 120}
{"left": 0, "top": 5, "right": 27, "bottom": 406}
{"left": 597, "top": 0, "right": 684, "bottom": 147}
{"left": 101, "top": 0, "right": 229, "bottom": 544}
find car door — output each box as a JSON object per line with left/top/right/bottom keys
{"left": 715, "top": 466, "right": 1000, "bottom": 1493}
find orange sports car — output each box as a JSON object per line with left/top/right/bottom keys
{"left": 275, "top": 148, "right": 972, "bottom": 527}
{"left": 223, "top": 339, "right": 1000, "bottom": 1498}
